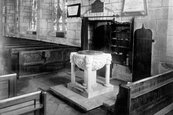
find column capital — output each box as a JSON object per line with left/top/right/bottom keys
{"left": 70, "top": 52, "right": 77, "bottom": 63}
{"left": 106, "top": 54, "right": 112, "bottom": 65}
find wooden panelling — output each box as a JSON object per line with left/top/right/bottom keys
{"left": 18, "top": 47, "right": 79, "bottom": 78}
{"left": 114, "top": 70, "right": 173, "bottom": 115}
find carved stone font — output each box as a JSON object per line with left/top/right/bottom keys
{"left": 68, "top": 50, "right": 114, "bottom": 98}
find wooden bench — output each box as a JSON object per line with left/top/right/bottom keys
{"left": 0, "top": 73, "right": 16, "bottom": 100}
{"left": 3, "top": 37, "right": 55, "bottom": 46}
{"left": 2, "top": 37, "right": 80, "bottom": 78}
{"left": 4, "top": 44, "right": 63, "bottom": 73}
{"left": 3, "top": 38, "right": 61, "bottom": 73}
{"left": 18, "top": 47, "right": 79, "bottom": 78}
{"left": 112, "top": 70, "right": 173, "bottom": 115}
{"left": 0, "top": 90, "right": 46, "bottom": 115}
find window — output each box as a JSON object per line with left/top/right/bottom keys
{"left": 2, "top": 0, "right": 16, "bottom": 36}
{"left": 53, "top": 0, "right": 67, "bottom": 32}
{"left": 2, "top": 0, "right": 67, "bottom": 38}
{"left": 30, "top": 0, "right": 37, "bottom": 32}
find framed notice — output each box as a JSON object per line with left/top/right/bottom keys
{"left": 67, "top": 3, "right": 81, "bottom": 17}
{"left": 122, "top": 0, "right": 147, "bottom": 16}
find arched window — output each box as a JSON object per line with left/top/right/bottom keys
{"left": 30, "top": 0, "right": 37, "bottom": 31}
{"left": 53, "top": 0, "right": 67, "bottom": 32}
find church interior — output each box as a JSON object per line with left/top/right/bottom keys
{"left": 0, "top": 0, "right": 173, "bottom": 115}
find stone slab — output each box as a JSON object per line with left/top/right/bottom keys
{"left": 67, "top": 82, "right": 114, "bottom": 98}
{"left": 50, "top": 84, "right": 118, "bottom": 111}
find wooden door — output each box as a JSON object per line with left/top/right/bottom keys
{"left": 132, "top": 25, "right": 152, "bottom": 81}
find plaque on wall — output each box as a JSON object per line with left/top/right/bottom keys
{"left": 91, "top": 0, "right": 104, "bottom": 13}
{"left": 122, "top": 0, "right": 147, "bottom": 16}
{"left": 67, "top": 3, "right": 81, "bottom": 17}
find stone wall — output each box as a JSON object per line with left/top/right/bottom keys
{"left": 48, "top": 0, "right": 82, "bottom": 46}
{"left": 164, "top": 1, "right": 173, "bottom": 72}
{"left": 0, "top": 0, "right": 7, "bottom": 74}
{"left": 134, "top": 0, "right": 172, "bottom": 75}
{"left": 39, "top": 0, "right": 53, "bottom": 38}
{"left": 0, "top": 0, "right": 3, "bottom": 74}
{"left": 19, "top": 0, "right": 53, "bottom": 39}
{"left": 19, "top": 0, "right": 32, "bottom": 37}
{"left": 4, "top": 0, "right": 16, "bottom": 35}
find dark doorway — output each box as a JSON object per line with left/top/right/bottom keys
{"left": 89, "top": 21, "right": 112, "bottom": 53}
{"left": 89, "top": 21, "right": 112, "bottom": 77}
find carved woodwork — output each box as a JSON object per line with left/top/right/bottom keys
{"left": 18, "top": 47, "right": 79, "bottom": 78}
{"left": 6, "top": 44, "right": 62, "bottom": 73}
{"left": 3, "top": 37, "right": 80, "bottom": 78}
{"left": 132, "top": 25, "right": 153, "bottom": 81}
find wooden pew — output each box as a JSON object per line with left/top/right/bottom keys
{"left": 3, "top": 37, "right": 54, "bottom": 46}
{"left": 2, "top": 37, "right": 80, "bottom": 78}
{"left": 18, "top": 47, "right": 79, "bottom": 78}
{"left": 113, "top": 70, "right": 173, "bottom": 115}
{"left": 3, "top": 38, "right": 61, "bottom": 73}
{"left": 0, "top": 90, "right": 47, "bottom": 115}
{"left": 4, "top": 44, "right": 63, "bottom": 73}
{"left": 0, "top": 73, "right": 16, "bottom": 100}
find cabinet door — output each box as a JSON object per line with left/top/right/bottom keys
{"left": 132, "top": 25, "right": 152, "bottom": 81}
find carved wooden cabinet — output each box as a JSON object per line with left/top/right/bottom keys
{"left": 110, "top": 18, "right": 134, "bottom": 67}
{"left": 18, "top": 47, "right": 79, "bottom": 78}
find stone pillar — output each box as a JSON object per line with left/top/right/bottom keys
{"left": 83, "top": 70, "right": 87, "bottom": 86}
{"left": 70, "top": 53, "right": 76, "bottom": 84}
{"left": 85, "top": 55, "right": 93, "bottom": 92}
{"left": 105, "top": 55, "right": 112, "bottom": 87}
{"left": 90, "top": 71, "right": 97, "bottom": 86}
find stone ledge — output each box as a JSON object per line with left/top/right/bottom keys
{"left": 50, "top": 84, "right": 117, "bottom": 111}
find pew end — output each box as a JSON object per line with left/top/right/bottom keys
{"left": 0, "top": 90, "right": 47, "bottom": 115}
{"left": 0, "top": 73, "right": 17, "bottom": 100}
{"left": 106, "top": 70, "right": 173, "bottom": 115}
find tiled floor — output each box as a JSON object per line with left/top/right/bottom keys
{"left": 16, "top": 69, "right": 108, "bottom": 115}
